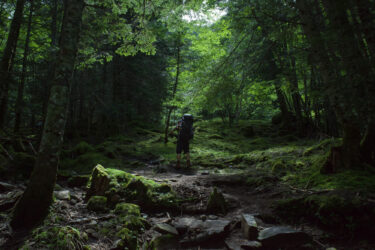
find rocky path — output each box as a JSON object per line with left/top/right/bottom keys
{"left": 129, "top": 164, "right": 328, "bottom": 249}
{"left": 0, "top": 164, "right": 338, "bottom": 249}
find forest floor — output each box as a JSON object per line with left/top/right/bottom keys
{"left": 1, "top": 119, "right": 375, "bottom": 249}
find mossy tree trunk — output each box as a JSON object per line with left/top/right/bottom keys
{"left": 297, "top": 0, "right": 364, "bottom": 172}
{"left": 11, "top": 0, "right": 85, "bottom": 230}
{"left": 0, "top": 0, "right": 25, "bottom": 128}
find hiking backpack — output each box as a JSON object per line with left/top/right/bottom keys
{"left": 180, "top": 114, "right": 194, "bottom": 140}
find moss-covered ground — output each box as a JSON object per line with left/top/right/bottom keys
{"left": 59, "top": 119, "right": 375, "bottom": 194}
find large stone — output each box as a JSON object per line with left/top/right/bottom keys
{"left": 154, "top": 223, "right": 179, "bottom": 236}
{"left": 258, "top": 226, "right": 311, "bottom": 248}
{"left": 85, "top": 165, "right": 110, "bottom": 201}
{"left": 241, "top": 214, "right": 258, "bottom": 240}
{"left": 54, "top": 190, "right": 71, "bottom": 200}
{"left": 174, "top": 217, "right": 231, "bottom": 246}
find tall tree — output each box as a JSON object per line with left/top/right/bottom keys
{"left": 14, "top": 0, "right": 34, "bottom": 133}
{"left": 0, "top": 0, "right": 26, "bottom": 128}
{"left": 11, "top": 0, "right": 85, "bottom": 229}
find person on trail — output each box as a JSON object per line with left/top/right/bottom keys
{"left": 170, "top": 114, "right": 194, "bottom": 168}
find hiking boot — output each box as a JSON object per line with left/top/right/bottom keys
{"left": 176, "top": 161, "right": 181, "bottom": 168}
{"left": 186, "top": 160, "right": 191, "bottom": 168}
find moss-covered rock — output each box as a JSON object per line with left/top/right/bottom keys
{"left": 207, "top": 187, "right": 227, "bottom": 214}
{"left": 21, "top": 226, "right": 88, "bottom": 250}
{"left": 87, "top": 195, "right": 107, "bottom": 212}
{"left": 86, "top": 165, "right": 178, "bottom": 211}
{"left": 86, "top": 165, "right": 111, "bottom": 200}
{"left": 99, "top": 203, "right": 146, "bottom": 250}
{"left": 274, "top": 193, "right": 375, "bottom": 235}
{"left": 114, "top": 203, "right": 141, "bottom": 216}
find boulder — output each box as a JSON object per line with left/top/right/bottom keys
{"left": 241, "top": 214, "right": 258, "bottom": 240}
{"left": 86, "top": 165, "right": 177, "bottom": 211}
{"left": 206, "top": 188, "right": 227, "bottom": 214}
{"left": 174, "top": 217, "right": 231, "bottom": 246}
{"left": 258, "top": 226, "right": 311, "bottom": 248}
{"left": 87, "top": 196, "right": 107, "bottom": 212}
{"left": 54, "top": 190, "right": 71, "bottom": 200}
{"left": 85, "top": 165, "right": 110, "bottom": 201}
{"left": 154, "top": 223, "right": 179, "bottom": 236}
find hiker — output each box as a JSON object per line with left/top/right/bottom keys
{"left": 170, "top": 114, "right": 194, "bottom": 168}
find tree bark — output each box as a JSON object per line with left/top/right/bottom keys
{"left": 0, "top": 0, "right": 25, "bottom": 128}
{"left": 14, "top": 1, "right": 34, "bottom": 133}
{"left": 11, "top": 0, "right": 85, "bottom": 230}
{"left": 164, "top": 41, "right": 181, "bottom": 143}
{"left": 42, "top": 0, "right": 59, "bottom": 131}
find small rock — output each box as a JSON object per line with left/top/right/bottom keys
{"left": 200, "top": 215, "right": 207, "bottom": 221}
{"left": 208, "top": 215, "right": 218, "bottom": 220}
{"left": 258, "top": 226, "right": 311, "bottom": 248}
{"left": 241, "top": 214, "right": 258, "bottom": 240}
{"left": 54, "top": 190, "right": 70, "bottom": 200}
{"left": 88, "top": 220, "right": 98, "bottom": 226}
{"left": 154, "top": 223, "right": 179, "bottom": 236}
{"left": 201, "top": 171, "right": 209, "bottom": 175}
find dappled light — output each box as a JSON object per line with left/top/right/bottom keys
{"left": 1, "top": 0, "right": 375, "bottom": 249}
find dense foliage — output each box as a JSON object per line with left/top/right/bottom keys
{"left": 0, "top": 0, "right": 375, "bottom": 240}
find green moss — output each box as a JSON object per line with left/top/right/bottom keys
{"left": 271, "top": 159, "right": 286, "bottom": 173}
{"left": 87, "top": 196, "right": 107, "bottom": 212}
{"left": 86, "top": 165, "right": 178, "bottom": 211}
{"left": 303, "top": 138, "right": 340, "bottom": 156}
{"left": 22, "top": 226, "right": 87, "bottom": 250}
{"left": 274, "top": 193, "right": 374, "bottom": 233}
{"left": 114, "top": 203, "right": 141, "bottom": 216}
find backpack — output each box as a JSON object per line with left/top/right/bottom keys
{"left": 180, "top": 114, "right": 194, "bottom": 140}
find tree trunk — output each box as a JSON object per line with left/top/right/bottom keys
{"left": 164, "top": 42, "right": 181, "bottom": 143}
{"left": 42, "top": 0, "right": 59, "bottom": 130}
{"left": 0, "top": 0, "right": 25, "bottom": 128}
{"left": 289, "top": 56, "right": 303, "bottom": 131}
{"left": 14, "top": 1, "right": 34, "bottom": 133}
{"left": 11, "top": 0, "right": 85, "bottom": 230}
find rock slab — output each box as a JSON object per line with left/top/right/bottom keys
{"left": 54, "top": 190, "right": 71, "bottom": 200}
{"left": 258, "top": 226, "right": 311, "bottom": 248}
{"left": 241, "top": 214, "right": 258, "bottom": 240}
{"left": 154, "top": 223, "right": 179, "bottom": 236}
{"left": 174, "top": 217, "right": 231, "bottom": 246}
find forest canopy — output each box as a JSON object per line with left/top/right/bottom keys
{"left": 1, "top": 0, "right": 375, "bottom": 248}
